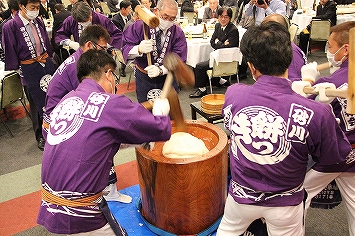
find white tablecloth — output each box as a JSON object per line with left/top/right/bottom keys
{"left": 186, "top": 38, "right": 213, "bottom": 67}
{"left": 291, "top": 10, "right": 315, "bottom": 29}
{"left": 337, "top": 5, "right": 355, "bottom": 14}
{"left": 337, "top": 14, "right": 355, "bottom": 24}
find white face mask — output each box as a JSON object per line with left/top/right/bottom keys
{"left": 158, "top": 18, "right": 174, "bottom": 31}
{"left": 327, "top": 45, "right": 345, "bottom": 67}
{"left": 25, "top": 7, "right": 39, "bottom": 20}
{"left": 79, "top": 21, "right": 91, "bottom": 30}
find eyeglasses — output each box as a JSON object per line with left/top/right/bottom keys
{"left": 107, "top": 69, "right": 120, "bottom": 85}
{"left": 159, "top": 11, "right": 176, "bottom": 22}
{"left": 92, "top": 41, "right": 108, "bottom": 52}
{"left": 218, "top": 15, "right": 230, "bottom": 19}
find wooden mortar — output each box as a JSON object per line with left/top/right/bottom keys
{"left": 135, "top": 120, "right": 229, "bottom": 235}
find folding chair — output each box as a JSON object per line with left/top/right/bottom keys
{"left": 206, "top": 61, "right": 238, "bottom": 94}
{"left": 308, "top": 19, "right": 331, "bottom": 55}
{"left": 0, "top": 72, "right": 31, "bottom": 137}
{"left": 289, "top": 23, "right": 299, "bottom": 42}
{"left": 207, "top": 48, "right": 241, "bottom": 94}
{"left": 183, "top": 12, "right": 195, "bottom": 24}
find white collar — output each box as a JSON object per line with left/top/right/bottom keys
{"left": 19, "top": 12, "right": 30, "bottom": 25}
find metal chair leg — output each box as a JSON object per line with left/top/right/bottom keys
{"left": 0, "top": 111, "right": 14, "bottom": 137}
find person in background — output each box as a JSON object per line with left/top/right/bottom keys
{"left": 66, "top": 0, "right": 77, "bottom": 11}
{"left": 112, "top": 0, "right": 132, "bottom": 77}
{"left": 2, "top": 0, "right": 56, "bottom": 150}
{"left": 216, "top": 21, "right": 352, "bottom": 236}
{"left": 202, "top": 0, "right": 221, "bottom": 22}
{"left": 39, "top": 0, "right": 50, "bottom": 18}
{"left": 262, "top": 13, "right": 306, "bottom": 81}
{"left": 223, "top": 0, "right": 237, "bottom": 7}
{"left": 298, "top": 0, "right": 336, "bottom": 54}
{"left": 104, "top": 0, "right": 119, "bottom": 13}
{"left": 55, "top": 1, "right": 122, "bottom": 51}
{"left": 141, "top": 0, "right": 153, "bottom": 10}
{"left": 293, "top": 21, "right": 355, "bottom": 236}
{"left": 51, "top": 3, "right": 70, "bottom": 62}
{"left": 48, "top": 0, "right": 62, "bottom": 16}
{"left": 189, "top": 7, "right": 239, "bottom": 98}
{"left": 122, "top": 0, "right": 187, "bottom": 103}
{"left": 37, "top": 49, "right": 172, "bottom": 235}
{"left": 0, "top": 0, "right": 19, "bottom": 62}
{"left": 243, "top": 0, "right": 286, "bottom": 26}
{"left": 180, "top": 0, "right": 197, "bottom": 17}
{"left": 123, "top": 11, "right": 138, "bottom": 31}
{"left": 45, "top": 25, "right": 133, "bottom": 204}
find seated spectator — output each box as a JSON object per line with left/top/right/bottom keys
{"left": 190, "top": 7, "right": 239, "bottom": 98}
{"left": 104, "top": 0, "right": 119, "bottom": 13}
{"left": 180, "top": 0, "right": 197, "bottom": 17}
{"left": 298, "top": 0, "right": 336, "bottom": 54}
{"left": 141, "top": 0, "right": 152, "bottom": 10}
{"left": 202, "top": 0, "right": 221, "bottom": 22}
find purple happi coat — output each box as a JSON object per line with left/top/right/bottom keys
{"left": 37, "top": 79, "right": 171, "bottom": 234}
{"left": 223, "top": 75, "right": 352, "bottom": 207}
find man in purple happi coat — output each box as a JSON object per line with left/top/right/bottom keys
{"left": 2, "top": 0, "right": 56, "bottom": 150}
{"left": 44, "top": 25, "right": 133, "bottom": 204}
{"left": 54, "top": 1, "right": 122, "bottom": 50}
{"left": 216, "top": 22, "right": 352, "bottom": 236}
{"left": 122, "top": 0, "right": 187, "bottom": 103}
{"left": 37, "top": 49, "right": 172, "bottom": 235}
{"left": 296, "top": 21, "right": 355, "bottom": 236}
{"left": 262, "top": 13, "right": 307, "bottom": 82}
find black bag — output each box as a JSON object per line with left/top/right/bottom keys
{"left": 310, "top": 180, "right": 342, "bottom": 209}
{"left": 241, "top": 218, "right": 268, "bottom": 236}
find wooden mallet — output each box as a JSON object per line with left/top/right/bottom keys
{"left": 135, "top": 5, "right": 160, "bottom": 66}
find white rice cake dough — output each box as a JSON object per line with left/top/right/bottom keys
{"left": 162, "top": 132, "right": 209, "bottom": 158}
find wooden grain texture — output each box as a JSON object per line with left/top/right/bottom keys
{"left": 347, "top": 27, "right": 355, "bottom": 114}
{"left": 136, "top": 120, "right": 229, "bottom": 235}
{"left": 135, "top": 5, "right": 160, "bottom": 28}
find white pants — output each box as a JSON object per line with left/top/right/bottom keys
{"left": 68, "top": 223, "right": 116, "bottom": 236}
{"left": 304, "top": 169, "right": 355, "bottom": 236}
{"left": 216, "top": 194, "right": 304, "bottom": 236}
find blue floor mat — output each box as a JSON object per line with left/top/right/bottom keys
{"left": 107, "top": 184, "right": 218, "bottom": 236}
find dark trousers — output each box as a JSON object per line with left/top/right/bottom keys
{"left": 299, "top": 31, "right": 310, "bottom": 55}
{"left": 194, "top": 60, "right": 211, "bottom": 88}
{"left": 24, "top": 86, "right": 43, "bottom": 141}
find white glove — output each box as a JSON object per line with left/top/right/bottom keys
{"left": 301, "top": 61, "right": 320, "bottom": 84}
{"left": 60, "top": 39, "right": 71, "bottom": 46}
{"left": 314, "top": 82, "right": 336, "bottom": 104}
{"left": 291, "top": 80, "right": 312, "bottom": 97}
{"left": 138, "top": 40, "right": 153, "bottom": 53}
{"left": 145, "top": 65, "right": 162, "bottom": 78}
{"left": 68, "top": 41, "right": 80, "bottom": 51}
{"left": 152, "top": 98, "right": 170, "bottom": 116}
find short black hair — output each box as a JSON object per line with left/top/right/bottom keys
{"left": 79, "top": 24, "right": 110, "bottom": 46}
{"left": 18, "top": 0, "right": 40, "bottom": 6}
{"left": 54, "top": 3, "right": 66, "bottom": 11}
{"left": 8, "top": 0, "right": 19, "bottom": 11}
{"left": 217, "top": 7, "right": 232, "bottom": 18}
{"left": 240, "top": 22, "right": 292, "bottom": 76}
{"left": 120, "top": 0, "right": 131, "bottom": 9}
{"left": 77, "top": 50, "right": 117, "bottom": 82}
{"left": 72, "top": 1, "right": 91, "bottom": 22}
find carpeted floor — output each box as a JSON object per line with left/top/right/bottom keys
{"left": 0, "top": 49, "right": 351, "bottom": 236}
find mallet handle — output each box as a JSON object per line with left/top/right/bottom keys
{"left": 347, "top": 27, "right": 355, "bottom": 114}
